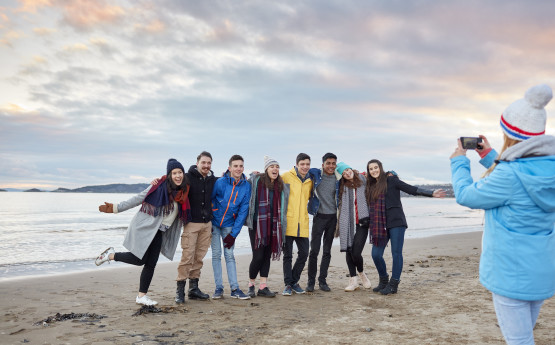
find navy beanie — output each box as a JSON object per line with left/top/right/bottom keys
{"left": 167, "top": 158, "right": 184, "bottom": 176}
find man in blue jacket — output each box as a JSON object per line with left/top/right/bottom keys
{"left": 306, "top": 153, "right": 340, "bottom": 292}
{"left": 210, "top": 154, "right": 252, "bottom": 300}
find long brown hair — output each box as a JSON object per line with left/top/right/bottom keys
{"left": 483, "top": 133, "right": 521, "bottom": 177}
{"left": 260, "top": 169, "right": 284, "bottom": 192}
{"left": 338, "top": 169, "right": 363, "bottom": 200}
{"left": 366, "top": 159, "right": 387, "bottom": 202}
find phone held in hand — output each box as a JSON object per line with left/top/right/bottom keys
{"left": 460, "top": 137, "right": 483, "bottom": 150}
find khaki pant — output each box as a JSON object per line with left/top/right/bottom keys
{"left": 176, "top": 222, "right": 212, "bottom": 281}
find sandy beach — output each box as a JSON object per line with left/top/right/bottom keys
{"left": 1, "top": 231, "right": 553, "bottom": 345}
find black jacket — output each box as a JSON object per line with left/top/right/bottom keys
{"left": 385, "top": 175, "right": 433, "bottom": 229}
{"left": 186, "top": 165, "right": 217, "bottom": 223}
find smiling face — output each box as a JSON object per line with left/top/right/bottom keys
{"left": 266, "top": 164, "right": 280, "bottom": 181}
{"left": 229, "top": 159, "right": 244, "bottom": 180}
{"left": 197, "top": 155, "right": 212, "bottom": 177}
{"left": 170, "top": 168, "right": 184, "bottom": 186}
{"left": 368, "top": 162, "right": 381, "bottom": 180}
{"left": 342, "top": 168, "right": 354, "bottom": 180}
{"left": 296, "top": 158, "right": 311, "bottom": 178}
{"left": 322, "top": 158, "right": 337, "bottom": 175}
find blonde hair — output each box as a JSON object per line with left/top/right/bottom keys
{"left": 483, "top": 133, "right": 521, "bottom": 177}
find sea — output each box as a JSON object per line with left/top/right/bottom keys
{"left": 0, "top": 193, "right": 484, "bottom": 281}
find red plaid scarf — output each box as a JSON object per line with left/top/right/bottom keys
{"left": 255, "top": 179, "right": 283, "bottom": 260}
{"left": 369, "top": 193, "right": 388, "bottom": 247}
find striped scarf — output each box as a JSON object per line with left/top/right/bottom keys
{"left": 369, "top": 193, "right": 387, "bottom": 247}
{"left": 255, "top": 180, "right": 282, "bottom": 260}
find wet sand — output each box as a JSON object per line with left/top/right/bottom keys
{"left": 1, "top": 231, "right": 553, "bottom": 345}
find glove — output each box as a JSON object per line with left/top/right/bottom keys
{"left": 99, "top": 202, "right": 114, "bottom": 213}
{"left": 223, "top": 234, "right": 235, "bottom": 249}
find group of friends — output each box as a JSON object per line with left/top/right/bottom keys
{"left": 95, "top": 150, "right": 445, "bottom": 303}
{"left": 94, "top": 83, "right": 555, "bottom": 345}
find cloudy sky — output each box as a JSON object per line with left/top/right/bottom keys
{"left": 1, "top": 0, "right": 554, "bottom": 190}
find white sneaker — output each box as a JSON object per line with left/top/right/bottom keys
{"left": 345, "top": 276, "right": 359, "bottom": 292}
{"left": 136, "top": 295, "right": 158, "bottom": 306}
{"left": 95, "top": 247, "right": 115, "bottom": 266}
{"left": 358, "top": 272, "right": 372, "bottom": 289}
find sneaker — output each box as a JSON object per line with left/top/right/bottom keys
{"left": 212, "top": 288, "right": 224, "bottom": 299}
{"left": 95, "top": 247, "right": 115, "bottom": 266}
{"left": 291, "top": 283, "right": 305, "bottom": 294}
{"left": 136, "top": 295, "right": 158, "bottom": 306}
{"left": 257, "top": 287, "right": 276, "bottom": 298}
{"left": 230, "top": 288, "right": 250, "bottom": 300}
{"left": 319, "top": 283, "right": 331, "bottom": 292}
{"left": 247, "top": 285, "right": 256, "bottom": 298}
{"left": 282, "top": 285, "right": 292, "bottom": 296}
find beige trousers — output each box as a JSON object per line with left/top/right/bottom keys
{"left": 176, "top": 222, "right": 212, "bottom": 281}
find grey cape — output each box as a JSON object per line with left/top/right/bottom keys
{"left": 113, "top": 186, "right": 183, "bottom": 261}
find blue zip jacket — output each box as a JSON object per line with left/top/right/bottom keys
{"left": 307, "top": 168, "right": 340, "bottom": 216}
{"left": 211, "top": 171, "right": 251, "bottom": 238}
{"left": 451, "top": 140, "right": 555, "bottom": 301}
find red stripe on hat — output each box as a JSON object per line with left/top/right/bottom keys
{"left": 500, "top": 114, "right": 545, "bottom": 136}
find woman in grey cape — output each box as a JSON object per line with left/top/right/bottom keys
{"left": 95, "top": 158, "right": 190, "bottom": 306}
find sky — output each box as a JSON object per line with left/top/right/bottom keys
{"left": 1, "top": 0, "right": 555, "bottom": 190}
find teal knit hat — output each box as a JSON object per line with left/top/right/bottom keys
{"left": 336, "top": 162, "right": 351, "bottom": 175}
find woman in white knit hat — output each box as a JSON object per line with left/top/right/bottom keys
{"left": 450, "top": 84, "right": 555, "bottom": 345}
{"left": 244, "top": 156, "right": 290, "bottom": 298}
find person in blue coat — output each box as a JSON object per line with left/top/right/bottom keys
{"left": 210, "top": 154, "right": 252, "bottom": 300}
{"left": 450, "top": 84, "right": 555, "bottom": 345}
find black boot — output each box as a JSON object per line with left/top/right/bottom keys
{"left": 380, "top": 278, "right": 400, "bottom": 295}
{"left": 188, "top": 278, "right": 209, "bottom": 300}
{"left": 175, "top": 280, "right": 186, "bottom": 304}
{"left": 373, "top": 275, "right": 389, "bottom": 293}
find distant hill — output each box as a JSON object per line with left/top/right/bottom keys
{"left": 51, "top": 183, "right": 150, "bottom": 193}
{"left": 0, "top": 189, "right": 7, "bottom": 192}
{"left": 24, "top": 188, "right": 44, "bottom": 192}
{"left": 401, "top": 184, "right": 454, "bottom": 198}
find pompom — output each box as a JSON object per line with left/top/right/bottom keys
{"left": 525, "top": 84, "right": 553, "bottom": 109}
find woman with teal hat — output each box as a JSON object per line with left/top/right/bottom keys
{"left": 335, "top": 162, "right": 373, "bottom": 292}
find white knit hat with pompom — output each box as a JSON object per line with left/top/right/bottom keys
{"left": 500, "top": 84, "right": 552, "bottom": 140}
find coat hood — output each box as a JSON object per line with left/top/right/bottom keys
{"left": 222, "top": 170, "right": 247, "bottom": 185}
{"left": 500, "top": 136, "right": 555, "bottom": 213}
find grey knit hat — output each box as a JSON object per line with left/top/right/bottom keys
{"left": 264, "top": 155, "right": 279, "bottom": 171}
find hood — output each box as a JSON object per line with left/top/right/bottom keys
{"left": 500, "top": 135, "right": 555, "bottom": 161}
{"left": 188, "top": 164, "right": 214, "bottom": 178}
{"left": 510, "top": 155, "right": 555, "bottom": 213}
{"left": 222, "top": 170, "right": 247, "bottom": 185}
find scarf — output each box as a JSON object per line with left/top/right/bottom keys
{"left": 337, "top": 181, "right": 369, "bottom": 252}
{"left": 140, "top": 175, "right": 191, "bottom": 224}
{"left": 369, "top": 193, "right": 388, "bottom": 247}
{"left": 255, "top": 179, "right": 283, "bottom": 260}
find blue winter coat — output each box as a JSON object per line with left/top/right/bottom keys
{"left": 211, "top": 171, "right": 251, "bottom": 238}
{"left": 451, "top": 137, "right": 555, "bottom": 301}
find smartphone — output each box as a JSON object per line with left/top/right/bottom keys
{"left": 460, "top": 137, "right": 483, "bottom": 150}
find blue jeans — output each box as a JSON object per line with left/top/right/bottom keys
{"left": 211, "top": 226, "right": 238, "bottom": 291}
{"left": 492, "top": 293, "right": 544, "bottom": 345}
{"left": 371, "top": 226, "right": 406, "bottom": 280}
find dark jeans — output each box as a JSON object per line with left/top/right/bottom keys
{"left": 308, "top": 213, "right": 337, "bottom": 285}
{"left": 371, "top": 226, "right": 406, "bottom": 280}
{"left": 248, "top": 229, "right": 272, "bottom": 279}
{"left": 346, "top": 224, "right": 368, "bottom": 277}
{"left": 283, "top": 235, "right": 309, "bottom": 287}
{"left": 114, "top": 230, "right": 163, "bottom": 293}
